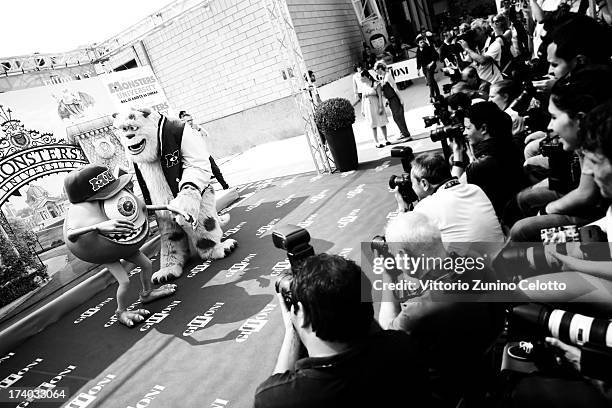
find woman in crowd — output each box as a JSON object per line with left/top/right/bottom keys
{"left": 359, "top": 68, "right": 390, "bottom": 148}
{"left": 375, "top": 61, "right": 412, "bottom": 141}
{"left": 489, "top": 80, "right": 524, "bottom": 134}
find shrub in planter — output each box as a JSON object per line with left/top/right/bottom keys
{"left": 314, "top": 98, "right": 356, "bottom": 140}
{"left": 314, "top": 98, "right": 359, "bottom": 171}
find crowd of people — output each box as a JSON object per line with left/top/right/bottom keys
{"left": 255, "top": 2, "right": 612, "bottom": 407}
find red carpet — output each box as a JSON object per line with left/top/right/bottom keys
{"left": 0, "top": 158, "right": 404, "bottom": 408}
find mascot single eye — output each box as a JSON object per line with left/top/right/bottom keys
{"left": 104, "top": 191, "right": 139, "bottom": 221}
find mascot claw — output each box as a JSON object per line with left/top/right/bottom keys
{"left": 140, "top": 284, "right": 177, "bottom": 303}
{"left": 151, "top": 265, "right": 183, "bottom": 284}
{"left": 116, "top": 309, "right": 150, "bottom": 327}
{"left": 212, "top": 238, "right": 238, "bottom": 259}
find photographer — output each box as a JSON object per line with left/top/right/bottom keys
{"left": 451, "top": 101, "right": 526, "bottom": 218}
{"left": 507, "top": 66, "right": 612, "bottom": 241}
{"left": 254, "top": 253, "right": 432, "bottom": 407}
{"left": 451, "top": 67, "right": 491, "bottom": 100}
{"left": 458, "top": 18, "right": 504, "bottom": 84}
{"left": 542, "top": 102, "right": 612, "bottom": 284}
{"left": 379, "top": 212, "right": 504, "bottom": 407}
{"left": 394, "top": 152, "right": 505, "bottom": 243}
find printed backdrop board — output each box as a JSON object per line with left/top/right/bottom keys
{"left": 0, "top": 65, "right": 172, "bottom": 144}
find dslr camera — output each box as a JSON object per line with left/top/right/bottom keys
{"left": 539, "top": 133, "right": 579, "bottom": 193}
{"left": 272, "top": 224, "right": 315, "bottom": 309}
{"left": 388, "top": 146, "right": 418, "bottom": 204}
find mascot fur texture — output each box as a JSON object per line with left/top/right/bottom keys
{"left": 112, "top": 107, "right": 237, "bottom": 283}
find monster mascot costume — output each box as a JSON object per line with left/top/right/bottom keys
{"left": 63, "top": 164, "right": 178, "bottom": 327}
{"left": 111, "top": 107, "right": 237, "bottom": 284}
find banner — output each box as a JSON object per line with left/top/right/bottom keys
{"left": 0, "top": 65, "right": 172, "bottom": 143}
{"left": 388, "top": 58, "right": 424, "bottom": 82}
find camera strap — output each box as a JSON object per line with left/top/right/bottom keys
{"left": 433, "top": 177, "right": 460, "bottom": 193}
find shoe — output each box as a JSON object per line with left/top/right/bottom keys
{"left": 399, "top": 135, "right": 413, "bottom": 141}
{"left": 385, "top": 141, "right": 391, "bottom": 146}
{"left": 376, "top": 144, "right": 384, "bottom": 148}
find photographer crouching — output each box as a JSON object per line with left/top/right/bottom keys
{"left": 379, "top": 211, "right": 505, "bottom": 407}
{"left": 391, "top": 152, "right": 504, "bottom": 245}
{"left": 450, "top": 101, "right": 526, "bottom": 219}
{"left": 254, "top": 226, "right": 432, "bottom": 407}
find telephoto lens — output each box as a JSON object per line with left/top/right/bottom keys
{"left": 430, "top": 124, "right": 465, "bottom": 143}
{"left": 512, "top": 304, "right": 612, "bottom": 348}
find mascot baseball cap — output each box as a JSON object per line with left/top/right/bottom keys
{"left": 64, "top": 164, "right": 132, "bottom": 204}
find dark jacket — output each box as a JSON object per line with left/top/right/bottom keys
{"left": 416, "top": 44, "right": 438, "bottom": 70}
{"left": 134, "top": 116, "right": 185, "bottom": 205}
{"left": 466, "top": 137, "right": 525, "bottom": 217}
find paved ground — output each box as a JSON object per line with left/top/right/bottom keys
{"left": 215, "top": 75, "right": 450, "bottom": 188}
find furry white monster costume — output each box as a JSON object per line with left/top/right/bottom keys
{"left": 112, "top": 107, "right": 237, "bottom": 283}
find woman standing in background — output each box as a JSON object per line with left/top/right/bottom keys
{"left": 360, "top": 69, "right": 389, "bottom": 148}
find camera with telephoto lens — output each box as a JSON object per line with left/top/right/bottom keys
{"left": 389, "top": 146, "right": 418, "bottom": 204}
{"left": 430, "top": 123, "right": 465, "bottom": 143}
{"left": 539, "top": 133, "right": 579, "bottom": 193}
{"left": 510, "top": 303, "right": 612, "bottom": 349}
{"left": 422, "top": 96, "right": 451, "bottom": 128}
{"left": 494, "top": 225, "right": 610, "bottom": 278}
{"left": 272, "top": 225, "right": 315, "bottom": 309}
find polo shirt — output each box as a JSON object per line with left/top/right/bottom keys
{"left": 413, "top": 181, "right": 505, "bottom": 243}
{"left": 253, "top": 330, "right": 431, "bottom": 408}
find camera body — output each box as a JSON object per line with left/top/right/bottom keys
{"left": 539, "top": 134, "right": 579, "bottom": 193}
{"left": 389, "top": 146, "right": 419, "bottom": 204}
{"left": 272, "top": 225, "right": 315, "bottom": 309}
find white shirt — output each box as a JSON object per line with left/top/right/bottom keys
{"left": 475, "top": 36, "right": 503, "bottom": 84}
{"left": 414, "top": 182, "right": 505, "bottom": 243}
{"left": 532, "top": 0, "right": 581, "bottom": 57}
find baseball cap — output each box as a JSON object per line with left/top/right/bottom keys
{"left": 64, "top": 164, "right": 132, "bottom": 204}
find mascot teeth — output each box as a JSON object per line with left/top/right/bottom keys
{"left": 103, "top": 224, "right": 144, "bottom": 243}
{"left": 128, "top": 140, "right": 146, "bottom": 155}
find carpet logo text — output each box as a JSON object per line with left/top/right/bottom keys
{"left": 270, "top": 259, "right": 291, "bottom": 277}
{"left": 223, "top": 221, "right": 247, "bottom": 238}
{"left": 0, "top": 358, "right": 44, "bottom": 388}
{"left": 337, "top": 209, "right": 360, "bottom": 229}
{"left": 65, "top": 373, "right": 117, "bottom": 408}
{"left": 276, "top": 194, "right": 295, "bottom": 208}
{"left": 126, "top": 384, "right": 165, "bottom": 408}
{"left": 74, "top": 297, "right": 114, "bottom": 324}
{"left": 225, "top": 254, "right": 257, "bottom": 278}
{"left": 297, "top": 214, "right": 317, "bottom": 228}
{"left": 256, "top": 218, "right": 280, "bottom": 238}
{"left": 236, "top": 302, "right": 277, "bottom": 343}
{"left": 187, "top": 260, "right": 213, "bottom": 278}
{"left": 309, "top": 189, "right": 328, "bottom": 204}
{"left": 140, "top": 300, "right": 182, "bottom": 332}
{"left": 183, "top": 302, "right": 224, "bottom": 336}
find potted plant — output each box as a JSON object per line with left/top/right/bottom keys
{"left": 314, "top": 98, "right": 358, "bottom": 171}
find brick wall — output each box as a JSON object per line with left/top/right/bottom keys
{"left": 140, "top": 0, "right": 291, "bottom": 125}
{"left": 287, "top": 0, "right": 363, "bottom": 85}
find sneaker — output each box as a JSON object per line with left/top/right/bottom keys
{"left": 507, "top": 341, "right": 535, "bottom": 361}
{"left": 385, "top": 141, "right": 391, "bottom": 146}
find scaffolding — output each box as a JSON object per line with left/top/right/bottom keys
{"left": 0, "top": 0, "right": 211, "bottom": 76}
{"left": 264, "top": 0, "right": 335, "bottom": 174}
